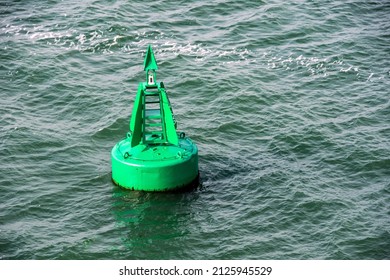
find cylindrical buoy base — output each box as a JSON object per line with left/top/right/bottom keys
{"left": 111, "top": 137, "right": 198, "bottom": 191}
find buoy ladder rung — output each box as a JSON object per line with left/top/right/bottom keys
{"left": 142, "top": 90, "right": 166, "bottom": 144}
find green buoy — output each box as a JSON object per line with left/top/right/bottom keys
{"left": 111, "top": 45, "right": 199, "bottom": 191}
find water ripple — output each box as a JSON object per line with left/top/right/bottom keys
{"left": 1, "top": 0, "right": 389, "bottom": 260}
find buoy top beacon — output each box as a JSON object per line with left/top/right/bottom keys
{"left": 111, "top": 45, "right": 199, "bottom": 191}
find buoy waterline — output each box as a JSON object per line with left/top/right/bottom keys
{"left": 111, "top": 45, "right": 199, "bottom": 191}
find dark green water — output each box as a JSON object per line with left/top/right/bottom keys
{"left": 1, "top": 0, "right": 389, "bottom": 259}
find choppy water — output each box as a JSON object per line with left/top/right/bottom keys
{"left": 1, "top": 0, "right": 389, "bottom": 260}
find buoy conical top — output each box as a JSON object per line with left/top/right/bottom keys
{"left": 143, "top": 45, "right": 158, "bottom": 71}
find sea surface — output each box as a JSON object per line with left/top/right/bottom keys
{"left": 1, "top": 0, "right": 389, "bottom": 260}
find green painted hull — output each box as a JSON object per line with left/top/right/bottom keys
{"left": 111, "top": 45, "right": 199, "bottom": 191}
{"left": 111, "top": 136, "right": 198, "bottom": 191}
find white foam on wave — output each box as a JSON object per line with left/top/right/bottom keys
{"left": 6, "top": 24, "right": 380, "bottom": 82}
{"left": 121, "top": 30, "right": 252, "bottom": 64}
{"left": 261, "top": 51, "right": 367, "bottom": 79}
{"left": 3, "top": 23, "right": 252, "bottom": 62}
